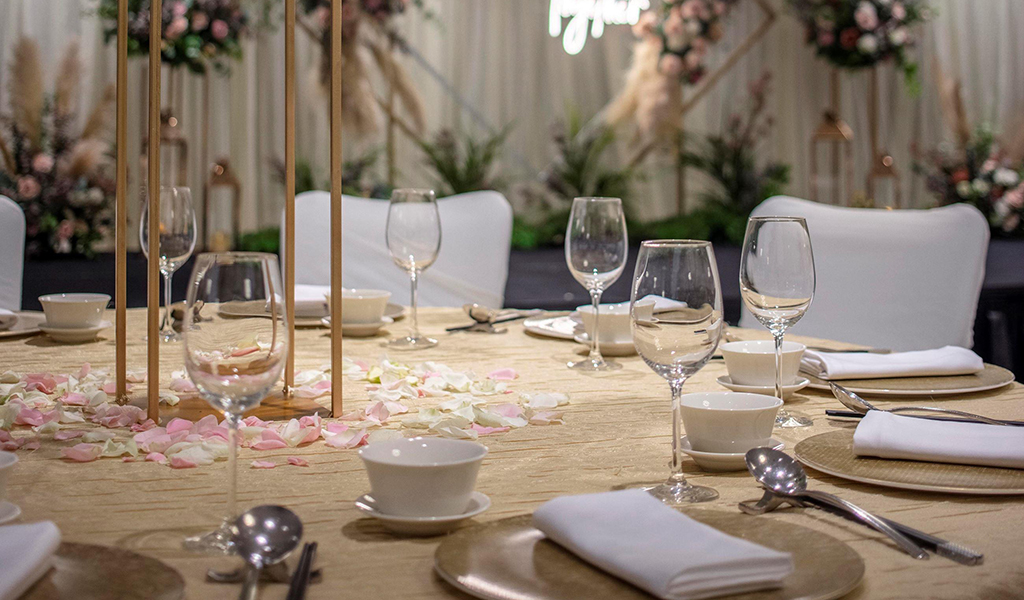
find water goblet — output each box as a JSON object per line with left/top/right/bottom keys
{"left": 140, "top": 186, "right": 197, "bottom": 342}
{"left": 386, "top": 189, "right": 442, "bottom": 349}
{"left": 631, "top": 240, "right": 724, "bottom": 505}
{"left": 740, "top": 216, "right": 816, "bottom": 428}
{"left": 565, "top": 197, "right": 628, "bottom": 371}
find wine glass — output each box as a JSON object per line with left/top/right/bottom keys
{"left": 181, "top": 252, "right": 288, "bottom": 553}
{"left": 386, "top": 188, "right": 442, "bottom": 350}
{"left": 140, "top": 186, "right": 197, "bottom": 342}
{"left": 565, "top": 197, "right": 628, "bottom": 371}
{"left": 740, "top": 216, "right": 816, "bottom": 428}
{"left": 631, "top": 240, "right": 724, "bottom": 505}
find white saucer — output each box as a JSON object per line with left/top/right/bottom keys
{"left": 0, "top": 500, "right": 21, "bottom": 524}
{"left": 322, "top": 316, "right": 394, "bottom": 338}
{"left": 680, "top": 436, "right": 785, "bottom": 472}
{"left": 39, "top": 320, "right": 111, "bottom": 343}
{"left": 573, "top": 333, "right": 636, "bottom": 357}
{"left": 354, "top": 491, "right": 490, "bottom": 536}
{"left": 522, "top": 314, "right": 577, "bottom": 340}
{"left": 716, "top": 375, "right": 810, "bottom": 399}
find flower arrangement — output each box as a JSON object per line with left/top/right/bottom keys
{"left": 97, "top": 0, "right": 252, "bottom": 74}
{"left": 0, "top": 39, "right": 115, "bottom": 258}
{"left": 788, "top": 0, "right": 929, "bottom": 85}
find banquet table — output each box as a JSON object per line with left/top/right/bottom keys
{"left": 4, "top": 308, "right": 1024, "bottom": 600}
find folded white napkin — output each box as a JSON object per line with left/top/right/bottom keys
{"left": 533, "top": 490, "right": 793, "bottom": 600}
{"left": 294, "top": 285, "right": 331, "bottom": 318}
{"left": 0, "top": 309, "right": 15, "bottom": 331}
{"left": 853, "top": 411, "right": 1024, "bottom": 469}
{"left": 801, "top": 346, "right": 984, "bottom": 380}
{"left": 0, "top": 521, "right": 61, "bottom": 600}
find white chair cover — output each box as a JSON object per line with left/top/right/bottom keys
{"left": 0, "top": 196, "right": 25, "bottom": 311}
{"left": 738, "top": 196, "right": 989, "bottom": 351}
{"left": 283, "top": 190, "right": 513, "bottom": 308}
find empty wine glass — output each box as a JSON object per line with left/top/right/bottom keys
{"left": 140, "top": 186, "right": 197, "bottom": 342}
{"left": 386, "top": 188, "right": 442, "bottom": 350}
{"left": 631, "top": 240, "right": 724, "bottom": 505}
{"left": 182, "top": 252, "right": 288, "bottom": 553}
{"left": 565, "top": 197, "right": 628, "bottom": 371}
{"left": 740, "top": 216, "right": 816, "bottom": 428}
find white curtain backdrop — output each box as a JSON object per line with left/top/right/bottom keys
{"left": 2, "top": 0, "right": 1022, "bottom": 244}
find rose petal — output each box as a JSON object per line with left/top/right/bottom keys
{"left": 146, "top": 452, "right": 168, "bottom": 464}
{"left": 286, "top": 456, "right": 309, "bottom": 467}
{"left": 54, "top": 429, "right": 86, "bottom": 441}
{"left": 61, "top": 443, "right": 103, "bottom": 462}
{"left": 470, "top": 423, "right": 510, "bottom": 435}
{"left": 488, "top": 368, "right": 518, "bottom": 381}
{"left": 251, "top": 460, "right": 277, "bottom": 469}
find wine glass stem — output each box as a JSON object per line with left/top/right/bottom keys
{"left": 588, "top": 289, "right": 602, "bottom": 362}
{"left": 162, "top": 272, "right": 173, "bottom": 334}
{"left": 773, "top": 331, "right": 791, "bottom": 419}
{"left": 669, "top": 378, "right": 689, "bottom": 481}
{"left": 226, "top": 414, "right": 238, "bottom": 523}
{"left": 409, "top": 269, "right": 420, "bottom": 338}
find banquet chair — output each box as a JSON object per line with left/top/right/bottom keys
{"left": 738, "top": 196, "right": 989, "bottom": 351}
{"left": 283, "top": 190, "right": 514, "bottom": 307}
{"left": 0, "top": 195, "right": 25, "bottom": 311}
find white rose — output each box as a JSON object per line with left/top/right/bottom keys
{"left": 994, "top": 168, "right": 1020, "bottom": 188}
{"left": 889, "top": 27, "right": 908, "bottom": 46}
{"left": 973, "top": 179, "right": 991, "bottom": 196}
{"left": 857, "top": 34, "right": 878, "bottom": 54}
{"left": 685, "top": 20, "right": 702, "bottom": 36}
{"left": 956, "top": 180, "right": 973, "bottom": 198}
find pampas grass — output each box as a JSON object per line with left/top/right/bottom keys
{"left": 606, "top": 37, "right": 681, "bottom": 144}
{"left": 8, "top": 38, "right": 45, "bottom": 150}
{"left": 54, "top": 39, "right": 81, "bottom": 124}
{"left": 80, "top": 84, "right": 116, "bottom": 142}
{"left": 61, "top": 139, "right": 109, "bottom": 180}
{"left": 368, "top": 40, "right": 425, "bottom": 134}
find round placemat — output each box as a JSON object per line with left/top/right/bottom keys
{"left": 21, "top": 542, "right": 185, "bottom": 600}
{"left": 435, "top": 511, "right": 864, "bottom": 600}
{"left": 795, "top": 430, "right": 1024, "bottom": 495}
{"left": 804, "top": 363, "right": 1015, "bottom": 397}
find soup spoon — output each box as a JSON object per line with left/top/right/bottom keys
{"left": 233, "top": 505, "right": 304, "bottom": 600}
{"left": 830, "top": 382, "right": 1014, "bottom": 426}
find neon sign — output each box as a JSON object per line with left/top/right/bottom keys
{"left": 548, "top": 0, "right": 652, "bottom": 55}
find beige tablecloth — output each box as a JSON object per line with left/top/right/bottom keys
{"left": 3, "top": 308, "right": 1023, "bottom": 600}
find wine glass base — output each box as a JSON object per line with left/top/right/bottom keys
{"left": 182, "top": 520, "right": 236, "bottom": 555}
{"left": 775, "top": 412, "right": 813, "bottom": 428}
{"left": 386, "top": 335, "right": 438, "bottom": 350}
{"left": 644, "top": 480, "right": 719, "bottom": 506}
{"left": 567, "top": 357, "right": 622, "bottom": 371}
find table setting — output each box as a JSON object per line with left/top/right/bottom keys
{"left": 0, "top": 191, "right": 1023, "bottom": 600}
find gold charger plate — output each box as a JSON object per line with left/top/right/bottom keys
{"left": 0, "top": 311, "right": 46, "bottom": 339}
{"left": 795, "top": 430, "right": 1024, "bottom": 495}
{"left": 21, "top": 542, "right": 184, "bottom": 600}
{"left": 803, "top": 363, "right": 1015, "bottom": 397}
{"left": 434, "top": 511, "right": 864, "bottom": 600}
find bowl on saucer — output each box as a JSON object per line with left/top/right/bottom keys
{"left": 354, "top": 491, "right": 490, "bottom": 536}
{"left": 717, "top": 375, "right": 810, "bottom": 399}
{"left": 38, "top": 293, "right": 110, "bottom": 329}
{"left": 39, "top": 320, "right": 112, "bottom": 344}
{"left": 719, "top": 340, "right": 805, "bottom": 386}
{"left": 322, "top": 316, "right": 393, "bottom": 338}
{"left": 680, "top": 436, "right": 785, "bottom": 472}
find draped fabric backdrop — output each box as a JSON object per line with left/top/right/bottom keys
{"left": 2, "top": 0, "right": 1022, "bottom": 248}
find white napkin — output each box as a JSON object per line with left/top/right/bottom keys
{"left": 0, "top": 521, "right": 61, "bottom": 600}
{"left": 294, "top": 285, "right": 331, "bottom": 318}
{"left": 853, "top": 411, "right": 1024, "bottom": 469}
{"left": 801, "top": 346, "right": 984, "bottom": 380}
{"left": 533, "top": 490, "right": 793, "bottom": 600}
{"left": 0, "top": 309, "right": 15, "bottom": 331}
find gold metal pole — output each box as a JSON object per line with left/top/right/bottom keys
{"left": 330, "top": 0, "right": 344, "bottom": 416}
{"left": 284, "top": 0, "right": 297, "bottom": 395}
{"left": 147, "top": 0, "right": 163, "bottom": 420}
{"left": 115, "top": 0, "right": 128, "bottom": 401}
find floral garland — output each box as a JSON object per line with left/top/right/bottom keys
{"left": 0, "top": 357, "right": 567, "bottom": 469}
{"left": 788, "top": 0, "right": 929, "bottom": 85}
{"left": 97, "top": 0, "right": 253, "bottom": 75}
{"left": 635, "top": 0, "right": 739, "bottom": 85}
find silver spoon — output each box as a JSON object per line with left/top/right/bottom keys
{"left": 744, "top": 447, "right": 928, "bottom": 560}
{"left": 830, "top": 382, "right": 1012, "bottom": 426}
{"left": 233, "top": 505, "right": 304, "bottom": 600}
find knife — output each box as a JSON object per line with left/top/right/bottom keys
{"left": 825, "top": 409, "right": 1024, "bottom": 427}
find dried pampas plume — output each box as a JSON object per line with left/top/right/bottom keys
{"left": 61, "top": 139, "right": 109, "bottom": 180}
{"left": 8, "top": 38, "right": 45, "bottom": 150}
{"left": 606, "top": 37, "right": 681, "bottom": 144}
{"left": 933, "top": 62, "right": 970, "bottom": 150}
{"left": 54, "top": 38, "right": 82, "bottom": 123}
{"left": 367, "top": 40, "right": 426, "bottom": 134}
{"left": 80, "top": 84, "right": 117, "bottom": 141}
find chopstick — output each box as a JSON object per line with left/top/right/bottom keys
{"left": 825, "top": 410, "right": 1024, "bottom": 427}
{"left": 286, "top": 542, "right": 317, "bottom": 600}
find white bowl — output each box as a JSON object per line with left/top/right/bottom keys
{"left": 576, "top": 303, "right": 632, "bottom": 344}
{"left": 679, "top": 392, "right": 782, "bottom": 454}
{"left": 359, "top": 437, "right": 487, "bottom": 518}
{"left": 39, "top": 293, "right": 110, "bottom": 329}
{"left": 329, "top": 289, "right": 391, "bottom": 325}
{"left": 719, "top": 340, "right": 805, "bottom": 386}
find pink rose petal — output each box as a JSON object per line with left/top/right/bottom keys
{"left": 77, "top": 363, "right": 91, "bottom": 379}
{"left": 169, "top": 455, "right": 199, "bottom": 469}
{"left": 488, "top": 368, "right": 518, "bottom": 381}
{"left": 146, "top": 452, "right": 168, "bottom": 464}
{"left": 251, "top": 429, "right": 288, "bottom": 451}
{"left": 364, "top": 401, "right": 390, "bottom": 424}
{"left": 62, "top": 392, "right": 89, "bottom": 406}
{"left": 493, "top": 403, "right": 524, "bottom": 419}
{"left": 23, "top": 373, "right": 57, "bottom": 394}
{"left": 286, "top": 456, "right": 309, "bottom": 467}
{"left": 61, "top": 443, "right": 103, "bottom": 462}
{"left": 243, "top": 416, "right": 270, "bottom": 428}
{"left": 169, "top": 378, "right": 197, "bottom": 393}
{"left": 54, "top": 430, "right": 86, "bottom": 441}
{"left": 325, "top": 422, "right": 349, "bottom": 434}
{"left": 101, "top": 382, "right": 117, "bottom": 395}
{"left": 470, "top": 423, "right": 510, "bottom": 435}
{"left": 166, "top": 418, "right": 194, "bottom": 435}
{"left": 251, "top": 460, "right": 277, "bottom": 469}
{"left": 528, "top": 410, "right": 565, "bottom": 425}
{"left": 131, "top": 419, "right": 158, "bottom": 432}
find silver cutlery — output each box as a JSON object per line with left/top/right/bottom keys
{"left": 206, "top": 564, "right": 322, "bottom": 585}
{"left": 824, "top": 408, "right": 1024, "bottom": 427}
{"left": 744, "top": 447, "right": 928, "bottom": 559}
{"left": 831, "top": 382, "right": 1018, "bottom": 426}
{"left": 446, "top": 306, "right": 542, "bottom": 333}
{"left": 233, "top": 505, "right": 304, "bottom": 600}
{"left": 740, "top": 490, "right": 983, "bottom": 565}
{"left": 286, "top": 541, "right": 317, "bottom": 600}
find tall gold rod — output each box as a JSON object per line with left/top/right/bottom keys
{"left": 115, "top": 0, "right": 128, "bottom": 401}
{"left": 330, "top": 0, "right": 344, "bottom": 416}
{"left": 147, "top": 0, "right": 163, "bottom": 420}
{"left": 284, "top": 0, "right": 297, "bottom": 395}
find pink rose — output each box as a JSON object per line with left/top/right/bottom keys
{"left": 57, "top": 219, "right": 74, "bottom": 241}
{"left": 631, "top": 11, "right": 657, "bottom": 38}
{"left": 17, "top": 176, "right": 40, "bottom": 199}
{"left": 684, "top": 49, "right": 703, "bottom": 70}
{"left": 658, "top": 53, "right": 685, "bottom": 77}
{"left": 211, "top": 19, "right": 229, "bottom": 40}
{"left": 663, "top": 11, "right": 684, "bottom": 36}
{"left": 891, "top": 2, "right": 907, "bottom": 20}
{"left": 855, "top": 2, "right": 879, "bottom": 30}
{"left": 192, "top": 12, "right": 209, "bottom": 31}
{"left": 1006, "top": 185, "right": 1024, "bottom": 209}
{"left": 171, "top": 1, "right": 187, "bottom": 17}
{"left": 1003, "top": 213, "right": 1020, "bottom": 233}
{"left": 817, "top": 30, "right": 835, "bottom": 46}
{"left": 314, "top": 6, "right": 331, "bottom": 28}
{"left": 680, "top": 0, "right": 700, "bottom": 19}
{"left": 165, "top": 16, "right": 188, "bottom": 40}
{"left": 32, "top": 153, "right": 54, "bottom": 174}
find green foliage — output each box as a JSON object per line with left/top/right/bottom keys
{"left": 418, "top": 126, "right": 512, "bottom": 196}
{"left": 237, "top": 226, "right": 280, "bottom": 254}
